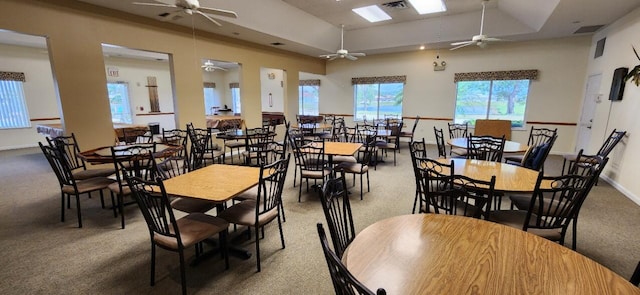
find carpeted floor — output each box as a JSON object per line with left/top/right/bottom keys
{"left": 0, "top": 145, "right": 638, "bottom": 294}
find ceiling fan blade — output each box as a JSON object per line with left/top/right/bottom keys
{"left": 328, "top": 56, "right": 338, "bottom": 61}
{"left": 319, "top": 54, "right": 336, "bottom": 59}
{"left": 345, "top": 55, "right": 358, "bottom": 61}
{"left": 198, "top": 7, "right": 238, "bottom": 18}
{"left": 349, "top": 52, "right": 366, "bottom": 57}
{"left": 483, "top": 37, "right": 505, "bottom": 42}
{"left": 132, "top": 2, "right": 177, "bottom": 8}
{"left": 195, "top": 10, "right": 222, "bottom": 26}
{"left": 451, "top": 40, "right": 474, "bottom": 46}
{"left": 450, "top": 42, "right": 475, "bottom": 51}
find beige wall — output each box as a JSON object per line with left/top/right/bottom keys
{"left": 0, "top": 0, "right": 324, "bottom": 149}
{"left": 585, "top": 6, "right": 640, "bottom": 205}
{"left": 320, "top": 36, "right": 592, "bottom": 154}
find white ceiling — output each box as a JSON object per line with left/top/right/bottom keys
{"left": 7, "top": 0, "right": 640, "bottom": 59}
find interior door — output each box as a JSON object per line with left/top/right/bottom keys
{"left": 575, "top": 74, "right": 601, "bottom": 153}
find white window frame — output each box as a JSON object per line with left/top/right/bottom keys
{"left": 0, "top": 80, "right": 31, "bottom": 129}
{"left": 107, "top": 82, "right": 133, "bottom": 124}
{"left": 353, "top": 82, "right": 404, "bottom": 122}
{"left": 299, "top": 85, "right": 319, "bottom": 115}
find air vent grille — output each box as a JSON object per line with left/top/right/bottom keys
{"left": 382, "top": 0, "right": 408, "bottom": 9}
{"left": 574, "top": 25, "right": 604, "bottom": 34}
{"left": 270, "top": 42, "right": 285, "bottom": 46}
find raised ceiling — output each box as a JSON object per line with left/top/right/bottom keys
{"left": 33, "top": 0, "right": 640, "bottom": 57}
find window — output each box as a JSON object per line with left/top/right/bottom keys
{"left": 230, "top": 83, "right": 241, "bottom": 114}
{"left": 203, "top": 82, "right": 219, "bottom": 115}
{"left": 107, "top": 82, "right": 132, "bottom": 124}
{"left": 299, "top": 79, "right": 320, "bottom": 115}
{"left": 0, "top": 76, "right": 30, "bottom": 129}
{"left": 453, "top": 70, "right": 538, "bottom": 128}
{"left": 353, "top": 76, "right": 405, "bottom": 121}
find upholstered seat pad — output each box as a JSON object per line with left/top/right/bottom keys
{"left": 62, "top": 177, "right": 115, "bottom": 194}
{"left": 331, "top": 155, "right": 357, "bottom": 164}
{"left": 504, "top": 154, "right": 524, "bottom": 163}
{"left": 489, "top": 210, "right": 562, "bottom": 241}
{"left": 300, "top": 169, "right": 331, "bottom": 178}
{"left": 224, "top": 140, "right": 245, "bottom": 148}
{"left": 338, "top": 162, "right": 368, "bottom": 174}
{"left": 153, "top": 213, "right": 229, "bottom": 249}
{"left": 72, "top": 168, "right": 116, "bottom": 180}
{"left": 217, "top": 200, "right": 278, "bottom": 227}
{"left": 170, "top": 197, "right": 217, "bottom": 213}
{"left": 108, "top": 181, "right": 131, "bottom": 196}
{"left": 451, "top": 147, "right": 468, "bottom": 155}
{"left": 232, "top": 185, "right": 259, "bottom": 201}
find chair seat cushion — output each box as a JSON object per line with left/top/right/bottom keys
{"left": 225, "top": 140, "right": 245, "bottom": 148}
{"left": 233, "top": 185, "right": 259, "bottom": 201}
{"left": 153, "top": 213, "right": 229, "bottom": 249}
{"left": 451, "top": 147, "right": 468, "bottom": 156}
{"left": 332, "top": 155, "right": 357, "bottom": 164}
{"left": 108, "top": 181, "right": 131, "bottom": 196}
{"left": 338, "top": 162, "right": 368, "bottom": 174}
{"left": 72, "top": 168, "right": 116, "bottom": 180}
{"left": 217, "top": 200, "right": 278, "bottom": 227}
{"left": 508, "top": 194, "right": 532, "bottom": 210}
{"left": 63, "top": 177, "right": 115, "bottom": 194}
{"left": 488, "top": 210, "right": 562, "bottom": 241}
{"left": 301, "top": 169, "right": 331, "bottom": 178}
{"left": 504, "top": 154, "right": 524, "bottom": 163}
{"left": 170, "top": 197, "right": 217, "bottom": 213}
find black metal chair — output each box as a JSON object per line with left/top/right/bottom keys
{"left": 630, "top": 261, "right": 640, "bottom": 286}
{"left": 217, "top": 156, "right": 290, "bottom": 272}
{"left": 290, "top": 139, "right": 330, "bottom": 202}
{"left": 561, "top": 129, "right": 626, "bottom": 175}
{"left": 448, "top": 122, "right": 468, "bottom": 157}
{"left": 47, "top": 133, "right": 116, "bottom": 181}
{"left": 434, "top": 127, "right": 447, "bottom": 158}
{"left": 126, "top": 174, "right": 229, "bottom": 295}
{"left": 39, "top": 142, "right": 115, "bottom": 228}
{"left": 320, "top": 170, "right": 355, "bottom": 259}
{"left": 399, "top": 116, "right": 420, "bottom": 148}
{"left": 337, "top": 134, "right": 376, "bottom": 200}
{"left": 490, "top": 172, "right": 595, "bottom": 248}
{"left": 409, "top": 138, "right": 428, "bottom": 214}
{"left": 466, "top": 135, "right": 506, "bottom": 162}
{"left": 317, "top": 223, "right": 387, "bottom": 295}
{"left": 108, "top": 143, "right": 157, "bottom": 229}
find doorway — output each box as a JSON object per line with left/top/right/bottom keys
{"left": 575, "top": 74, "right": 601, "bottom": 153}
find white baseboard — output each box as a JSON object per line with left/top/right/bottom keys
{"left": 0, "top": 143, "right": 39, "bottom": 151}
{"left": 599, "top": 174, "right": 640, "bottom": 206}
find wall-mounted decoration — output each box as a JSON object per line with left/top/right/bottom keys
{"left": 146, "top": 76, "right": 160, "bottom": 112}
{"left": 433, "top": 54, "right": 446, "bottom": 71}
{"left": 624, "top": 46, "right": 640, "bottom": 87}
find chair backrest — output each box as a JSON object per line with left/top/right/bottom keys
{"left": 567, "top": 150, "right": 608, "bottom": 177}
{"left": 245, "top": 127, "right": 276, "bottom": 166}
{"left": 409, "top": 138, "right": 427, "bottom": 159}
{"left": 410, "top": 116, "right": 420, "bottom": 135}
{"left": 296, "top": 140, "right": 328, "bottom": 172}
{"left": 123, "top": 127, "right": 152, "bottom": 144}
{"left": 597, "top": 129, "right": 626, "bottom": 158}
{"left": 332, "top": 118, "right": 348, "bottom": 142}
{"left": 256, "top": 155, "right": 290, "bottom": 216}
{"left": 39, "top": 141, "right": 76, "bottom": 187}
{"left": 448, "top": 122, "right": 468, "bottom": 139}
{"left": 154, "top": 154, "right": 189, "bottom": 180}
{"left": 467, "top": 135, "right": 506, "bottom": 162}
{"left": 434, "top": 127, "right": 447, "bottom": 158}
{"left": 126, "top": 174, "right": 183, "bottom": 248}
{"left": 186, "top": 124, "right": 208, "bottom": 169}
{"left": 111, "top": 144, "right": 157, "bottom": 185}
{"left": 316, "top": 223, "right": 386, "bottom": 295}
{"left": 320, "top": 170, "right": 355, "bottom": 259}
{"left": 527, "top": 126, "right": 558, "bottom": 147}
{"left": 414, "top": 156, "right": 455, "bottom": 214}
{"left": 523, "top": 172, "right": 594, "bottom": 234}
{"left": 48, "top": 133, "right": 87, "bottom": 173}
{"left": 521, "top": 134, "right": 557, "bottom": 171}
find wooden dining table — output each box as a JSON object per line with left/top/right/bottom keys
{"left": 308, "top": 141, "right": 362, "bottom": 166}
{"left": 448, "top": 137, "right": 528, "bottom": 153}
{"left": 78, "top": 143, "right": 181, "bottom": 164}
{"left": 162, "top": 164, "right": 261, "bottom": 259}
{"left": 343, "top": 214, "right": 640, "bottom": 295}
{"left": 437, "top": 158, "right": 541, "bottom": 193}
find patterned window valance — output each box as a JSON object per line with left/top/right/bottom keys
{"left": 229, "top": 82, "right": 239, "bottom": 88}
{"left": 203, "top": 82, "right": 216, "bottom": 88}
{"left": 299, "top": 79, "right": 321, "bottom": 86}
{"left": 454, "top": 70, "right": 538, "bottom": 82}
{"left": 352, "top": 75, "right": 406, "bottom": 85}
{"left": 0, "top": 71, "right": 25, "bottom": 82}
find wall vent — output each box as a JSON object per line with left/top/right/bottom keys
{"left": 594, "top": 38, "right": 606, "bottom": 58}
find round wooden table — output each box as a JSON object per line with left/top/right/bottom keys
{"left": 448, "top": 137, "right": 528, "bottom": 153}
{"left": 78, "top": 143, "right": 180, "bottom": 164}
{"left": 343, "top": 214, "right": 639, "bottom": 295}
{"left": 437, "top": 158, "right": 541, "bottom": 193}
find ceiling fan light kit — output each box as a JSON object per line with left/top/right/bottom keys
{"left": 320, "top": 25, "right": 366, "bottom": 61}
{"left": 132, "top": 0, "right": 237, "bottom": 27}
{"left": 450, "top": 0, "right": 505, "bottom": 50}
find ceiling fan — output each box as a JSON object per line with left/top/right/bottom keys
{"left": 320, "top": 25, "right": 366, "bottom": 61}
{"left": 201, "top": 60, "right": 228, "bottom": 72}
{"left": 450, "top": 0, "right": 505, "bottom": 50}
{"left": 132, "top": 0, "right": 238, "bottom": 26}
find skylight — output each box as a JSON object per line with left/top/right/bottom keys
{"left": 407, "top": 0, "right": 446, "bottom": 15}
{"left": 352, "top": 5, "right": 392, "bottom": 23}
